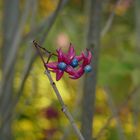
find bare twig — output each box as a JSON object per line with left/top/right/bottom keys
{"left": 0, "top": 0, "right": 68, "bottom": 127}
{"left": 40, "top": 0, "right": 68, "bottom": 44}
{"left": 101, "top": 12, "right": 115, "bottom": 37}
{"left": 94, "top": 87, "right": 140, "bottom": 140}
{"left": 101, "top": 0, "right": 121, "bottom": 37}
{"left": 45, "top": 70, "right": 85, "bottom": 140}
{"left": 33, "top": 41, "right": 85, "bottom": 140}
{"left": 16, "top": 0, "right": 67, "bottom": 107}
{"left": 0, "top": 0, "right": 66, "bottom": 131}
{"left": 24, "top": 0, "right": 69, "bottom": 43}
{"left": 18, "top": 0, "right": 68, "bottom": 98}
{"left": 14, "top": 0, "right": 68, "bottom": 105}
{"left": 61, "top": 79, "right": 84, "bottom": 140}
{"left": 17, "top": 0, "right": 68, "bottom": 103}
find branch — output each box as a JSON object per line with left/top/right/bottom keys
{"left": 0, "top": 0, "right": 69, "bottom": 130}
{"left": 23, "top": 0, "right": 69, "bottom": 43}
{"left": 13, "top": 0, "right": 67, "bottom": 110}
{"left": 101, "top": 12, "right": 115, "bottom": 37}
{"left": 33, "top": 41, "right": 85, "bottom": 140}
{"left": 45, "top": 70, "right": 85, "bottom": 140}
{"left": 94, "top": 87, "right": 140, "bottom": 140}
{"left": 14, "top": 0, "right": 68, "bottom": 104}
{"left": 14, "top": 0, "right": 69, "bottom": 104}
{"left": 61, "top": 80, "right": 83, "bottom": 140}
{"left": 101, "top": 0, "right": 121, "bottom": 37}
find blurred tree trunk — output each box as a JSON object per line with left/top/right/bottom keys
{"left": 0, "top": 0, "right": 19, "bottom": 139}
{"left": 81, "top": 0, "right": 102, "bottom": 140}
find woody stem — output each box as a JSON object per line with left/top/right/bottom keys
{"left": 33, "top": 41, "right": 85, "bottom": 140}
{"left": 45, "top": 70, "right": 85, "bottom": 140}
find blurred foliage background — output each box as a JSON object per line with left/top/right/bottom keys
{"left": 0, "top": 0, "right": 140, "bottom": 140}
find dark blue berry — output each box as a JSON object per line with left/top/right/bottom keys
{"left": 84, "top": 65, "right": 92, "bottom": 73}
{"left": 71, "top": 58, "right": 78, "bottom": 68}
{"left": 58, "top": 62, "right": 67, "bottom": 71}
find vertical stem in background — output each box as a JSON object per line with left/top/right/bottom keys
{"left": 3, "top": 0, "right": 32, "bottom": 80}
{"left": 2, "top": 0, "right": 19, "bottom": 65}
{"left": 135, "top": 0, "right": 140, "bottom": 53}
{"left": 81, "top": 0, "right": 102, "bottom": 140}
{"left": 1, "top": 0, "right": 19, "bottom": 139}
{"left": 133, "top": 0, "right": 140, "bottom": 139}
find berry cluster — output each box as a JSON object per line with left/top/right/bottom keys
{"left": 46, "top": 44, "right": 92, "bottom": 81}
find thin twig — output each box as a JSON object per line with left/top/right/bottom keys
{"left": 45, "top": 71, "right": 85, "bottom": 140}
{"left": 33, "top": 41, "right": 57, "bottom": 57}
{"left": 101, "top": 12, "right": 115, "bottom": 37}
{"left": 15, "top": 0, "right": 66, "bottom": 108}
{"left": 3, "top": 0, "right": 67, "bottom": 115}
{"left": 34, "top": 41, "right": 85, "bottom": 140}
{"left": 61, "top": 78, "right": 83, "bottom": 140}
{"left": 23, "top": 0, "right": 69, "bottom": 42}
{"left": 94, "top": 87, "right": 140, "bottom": 140}
{"left": 0, "top": 0, "right": 69, "bottom": 131}
{"left": 101, "top": 0, "right": 121, "bottom": 37}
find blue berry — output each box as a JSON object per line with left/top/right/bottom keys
{"left": 58, "top": 62, "right": 67, "bottom": 71}
{"left": 84, "top": 65, "right": 92, "bottom": 73}
{"left": 71, "top": 58, "right": 79, "bottom": 68}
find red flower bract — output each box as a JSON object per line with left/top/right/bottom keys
{"left": 46, "top": 44, "right": 77, "bottom": 81}
{"left": 69, "top": 50, "right": 92, "bottom": 79}
{"left": 46, "top": 44, "right": 92, "bottom": 81}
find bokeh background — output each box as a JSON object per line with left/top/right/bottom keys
{"left": 0, "top": 0, "right": 140, "bottom": 140}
